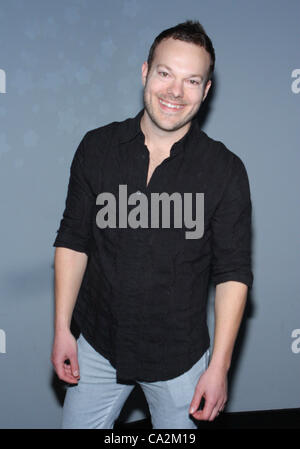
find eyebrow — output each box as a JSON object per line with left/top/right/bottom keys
{"left": 156, "top": 64, "right": 203, "bottom": 80}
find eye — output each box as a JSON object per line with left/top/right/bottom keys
{"left": 189, "top": 79, "right": 200, "bottom": 86}
{"left": 159, "top": 71, "right": 169, "bottom": 78}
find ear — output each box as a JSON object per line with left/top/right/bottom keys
{"left": 202, "top": 79, "right": 212, "bottom": 102}
{"left": 141, "top": 61, "right": 148, "bottom": 86}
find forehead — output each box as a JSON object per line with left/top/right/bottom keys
{"left": 152, "top": 37, "right": 211, "bottom": 77}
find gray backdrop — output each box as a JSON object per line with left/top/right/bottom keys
{"left": 0, "top": 0, "right": 299, "bottom": 429}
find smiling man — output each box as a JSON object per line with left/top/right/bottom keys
{"left": 142, "top": 39, "right": 211, "bottom": 132}
{"left": 51, "top": 20, "right": 253, "bottom": 429}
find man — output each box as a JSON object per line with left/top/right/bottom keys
{"left": 51, "top": 20, "right": 253, "bottom": 429}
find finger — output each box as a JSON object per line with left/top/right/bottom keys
{"left": 53, "top": 356, "right": 79, "bottom": 383}
{"left": 208, "top": 404, "right": 221, "bottom": 422}
{"left": 63, "top": 365, "right": 78, "bottom": 382}
{"left": 192, "top": 398, "right": 216, "bottom": 421}
{"left": 69, "top": 354, "right": 80, "bottom": 378}
{"left": 63, "top": 359, "right": 73, "bottom": 372}
{"left": 221, "top": 401, "right": 227, "bottom": 411}
{"left": 189, "top": 389, "right": 205, "bottom": 415}
{"left": 63, "top": 365, "right": 79, "bottom": 383}
{"left": 64, "top": 373, "right": 79, "bottom": 383}
{"left": 210, "top": 398, "right": 226, "bottom": 421}
{"left": 55, "top": 362, "right": 78, "bottom": 384}
{"left": 64, "top": 364, "right": 72, "bottom": 373}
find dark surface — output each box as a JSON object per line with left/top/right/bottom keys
{"left": 114, "top": 408, "right": 300, "bottom": 429}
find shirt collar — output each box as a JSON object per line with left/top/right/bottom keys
{"left": 119, "top": 107, "right": 200, "bottom": 154}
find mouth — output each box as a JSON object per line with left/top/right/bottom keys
{"left": 158, "top": 98, "right": 186, "bottom": 112}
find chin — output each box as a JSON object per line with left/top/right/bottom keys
{"left": 158, "top": 111, "right": 193, "bottom": 130}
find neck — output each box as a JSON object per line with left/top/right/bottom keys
{"left": 140, "top": 110, "right": 191, "bottom": 151}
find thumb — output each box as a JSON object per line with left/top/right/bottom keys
{"left": 189, "top": 387, "right": 205, "bottom": 415}
{"left": 69, "top": 353, "right": 80, "bottom": 377}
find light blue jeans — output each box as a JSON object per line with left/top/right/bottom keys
{"left": 62, "top": 334, "right": 210, "bottom": 429}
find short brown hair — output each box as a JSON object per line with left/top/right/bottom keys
{"left": 147, "top": 20, "right": 215, "bottom": 82}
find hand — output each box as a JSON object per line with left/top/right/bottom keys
{"left": 51, "top": 329, "right": 80, "bottom": 384}
{"left": 189, "top": 364, "right": 228, "bottom": 422}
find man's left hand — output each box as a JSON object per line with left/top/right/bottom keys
{"left": 189, "top": 364, "right": 228, "bottom": 421}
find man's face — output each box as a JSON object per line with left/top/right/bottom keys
{"left": 142, "top": 37, "right": 212, "bottom": 133}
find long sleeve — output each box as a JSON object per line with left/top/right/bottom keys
{"left": 53, "top": 134, "right": 95, "bottom": 256}
{"left": 210, "top": 154, "right": 253, "bottom": 288}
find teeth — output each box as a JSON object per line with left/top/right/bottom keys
{"left": 159, "top": 99, "right": 184, "bottom": 109}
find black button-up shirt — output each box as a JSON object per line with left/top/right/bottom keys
{"left": 53, "top": 108, "right": 253, "bottom": 382}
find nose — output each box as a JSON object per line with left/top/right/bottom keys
{"left": 167, "top": 78, "right": 184, "bottom": 99}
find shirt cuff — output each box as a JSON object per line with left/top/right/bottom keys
{"left": 212, "top": 271, "right": 253, "bottom": 289}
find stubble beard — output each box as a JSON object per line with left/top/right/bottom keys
{"left": 143, "top": 83, "right": 201, "bottom": 133}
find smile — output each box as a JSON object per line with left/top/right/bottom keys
{"left": 159, "top": 98, "right": 185, "bottom": 110}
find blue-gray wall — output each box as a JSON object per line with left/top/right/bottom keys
{"left": 0, "top": 0, "right": 299, "bottom": 428}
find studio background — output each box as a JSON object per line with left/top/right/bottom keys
{"left": 0, "top": 0, "right": 299, "bottom": 429}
